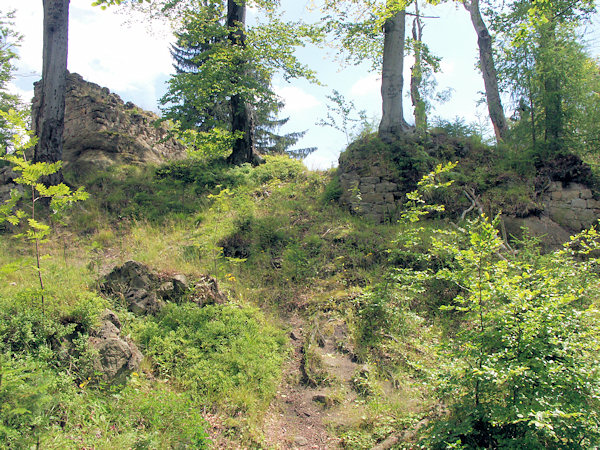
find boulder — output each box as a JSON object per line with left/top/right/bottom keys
{"left": 89, "top": 309, "right": 143, "bottom": 382}
{"left": 100, "top": 260, "right": 165, "bottom": 315}
{"left": 191, "top": 274, "right": 227, "bottom": 307}
{"left": 100, "top": 261, "right": 227, "bottom": 313}
{"left": 503, "top": 215, "right": 572, "bottom": 250}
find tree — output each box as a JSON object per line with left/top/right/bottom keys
{"left": 318, "top": 0, "right": 413, "bottom": 141}
{"left": 409, "top": 3, "right": 426, "bottom": 131}
{"left": 406, "top": 1, "right": 446, "bottom": 132}
{"left": 32, "top": 0, "right": 70, "bottom": 186}
{"left": 100, "top": 0, "right": 319, "bottom": 165}
{"left": 164, "top": 1, "right": 230, "bottom": 132}
{"left": 491, "top": 0, "right": 598, "bottom": 157}
{"left": 462, "top": 0, "right": 508, "bottom": 143}
{"left": 378, "top": 4, "right": 411, "bottom": 140}
{"left": 0, "top": 9, "right": 22, "bottom": 150}
{"left": 316, "top": 89, "right": 369, "bottom": 145}
{"left": 424, "top": 217, "right": 600, "bottom": 447}
{"left": 225, "top": 0, "right": 260, "bottom": 165}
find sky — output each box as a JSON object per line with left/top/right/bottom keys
{"left": 4, "top": 0, "right": 600, "bottom": 170}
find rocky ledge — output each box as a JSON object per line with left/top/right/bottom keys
{"left": 32, "top": 72, "right": 187, "bottom": 174}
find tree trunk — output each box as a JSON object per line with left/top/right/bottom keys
{"left": 464, "top": 0, "right": 508, "bottom": 143}
{"left": 225, "top": 0, "right": 262, "bottom": 165}
{"left": 410, "top": 3, "right": 427, "bottom": 132}
{"left": 378, "top": 8, "right": 410, "bottom": 141}
{"left": 34, "top": 0, "right": 69, "bottom": 185}
{"left": 539, "top": 24, "right": 562, "bottom": 154}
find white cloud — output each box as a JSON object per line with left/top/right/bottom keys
{"left": 274, "top": 85, "right": 320, "bottom": 113}
{"left": 303, "top": 146, "right": 340, "bottom": 170}
{"left": 5, "top": 0, "right": 173, "bottom": 110}
{"left": 350, "top": 73, "right": 380, "bottom": 97}
{"left": 440, "top": 60, "right": 455, "bottom": 75}
{"left": 7, "top": 81, "right": 34, "bottom": 104}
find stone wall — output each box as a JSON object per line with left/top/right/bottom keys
{"left": 338, "top": 148, "right": 599, "bottom": 235}
{"left": 338, "top": 171, "right": 404, "bottom": 222}
{"left": 542, "top": 181, "right": 600, "bottom": 231}
{"left": 32, "top": 72, "right": 187, "bottom": 174}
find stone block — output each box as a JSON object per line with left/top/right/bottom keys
{"left": 577, "top": 209, "right": 597, "bottom": 224}
{"left": 362, "top": 176, "right": 381, "bottom": 184}
{"left": 361, "top": 192, "right": 385, "bottom": 203}
{"left": 359, "top": 183, "right": 376, "bottom": 194}
{"left": 548, "top": 206, "right": 576, "bottom": 228}
{"left": 587, "top": 199, "right": 600, "bottom": 209}
{"left": 358, "top": 202, "right": 372, "bottom": 213}
{"left": 383, "top": 193, "right": 395, "bottom": 203}
{"left": 551, "top": 191, "right": 562, "bottom": 201}
{"left": 561, "top": 188, "right": 580, "bottom": 201}
{"left": 375, "top": 181, "right": 398, "bottom": 193}
{"left": 571, "top": 198, "right": 587, "bottom": 209}
{"left": 548, "top": 181, "right": 562, "bottom": 192}
{"left": 580, "top": 188, "right": 593, "bottom": 199}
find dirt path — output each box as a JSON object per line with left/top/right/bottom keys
{"left": 262, "top": 314, "right": 365, "bottom": 449}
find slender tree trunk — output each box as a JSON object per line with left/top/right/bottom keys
{"left": 378, "top": 7, "right": 410, "bottom": 141}
{"left": 464, "top": 0, "right": 508, "bottom": 143}
{"left": 528, "top": 77, "right": 537, "bottom": 149}
{"left": 410, "top": 3, "right": 427, "bottom": 131}
{"left": 34, "top": 0, "right": 69, "bottom": 185}
{"left": 539, "top": 25, "right": 562, "bottom": 154}
{"left": 226, "top": 0, "right": 261, "bottom": 166}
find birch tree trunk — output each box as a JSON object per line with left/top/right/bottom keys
{"left": 464, "top": 0, "right": 508, "bottom": 143}
{"left": 378, "top": 8, "right": 410, "bottom": 141}
{"left": 34, "top": 0, "right": 69, "bottom": 185}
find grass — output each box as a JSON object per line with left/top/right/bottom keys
{"left": 4, "top": 142, "right": 594, "bottom": 447}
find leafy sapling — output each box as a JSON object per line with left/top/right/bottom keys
{"left": 0, "top": 109, "right": 88, "bottom": 314}
{"left": 316, "top": 90, "right": 370, "bottom": 145}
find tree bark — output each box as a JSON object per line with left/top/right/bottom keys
{"left": 539, "top": 24, "right": 562, "bottom": 154}
{"left": 410, "top": 3, "right": 427, "bottom": 131}
{"left": 34, "top": 0, "right": 69, "bottom": 185}
{"left": 226, "top": 0, "right": 262, "bottom": 165}
{"left": 464, "top": 0, "right": 508, "bottom": 143}
{"left": 378, "top": 8, "right": 411, "bottom": 141}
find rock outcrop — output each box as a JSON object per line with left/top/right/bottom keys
{"left": 100, "top": 260, "right": 226, "bottom": 315}
{"left": 101, "top": 260, "right": 165, "bottom": 315}
{"left": 31, "top": 72, "right": 186, "bottom": 174}
{"left": 337, "top": 135, "right": 426, "bottom": 223}
{"left": 89, "top": 309, "right": 143, "bottom": 382}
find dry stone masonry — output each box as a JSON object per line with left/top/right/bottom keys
{"left": 32, "top": 72, "right": 187, "bottom": 174}
{"left": 543, "top": 181, "right": 600, "bottom": 231}
{"left": 339, "top": 170, "right": 404, "bottom": 222}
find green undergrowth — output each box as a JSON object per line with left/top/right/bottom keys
{"left": 2, "top": 150, "right": 599, "bottom": 447}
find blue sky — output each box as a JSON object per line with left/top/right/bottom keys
{"left": 4, "top": 0, "right": 600, "bottom": 169}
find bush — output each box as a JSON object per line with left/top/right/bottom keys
{"left": 422, "top": 217, "right": 600, "bottom": 448}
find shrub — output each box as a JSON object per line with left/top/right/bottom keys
{"left": 423, "top": 217, "right": 600, "bottom": 448}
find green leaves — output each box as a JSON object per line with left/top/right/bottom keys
{"left": 426, "top": 215, "right": 600, "bottom": 446}
{"left": 400, "top": 161, "right": 456, "bottom": 223}
{"left": 381, "top": 163, "right": 600, "bottom": 445}
{"left": 0, "top": 108, "right": 89, "bottom": 309}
